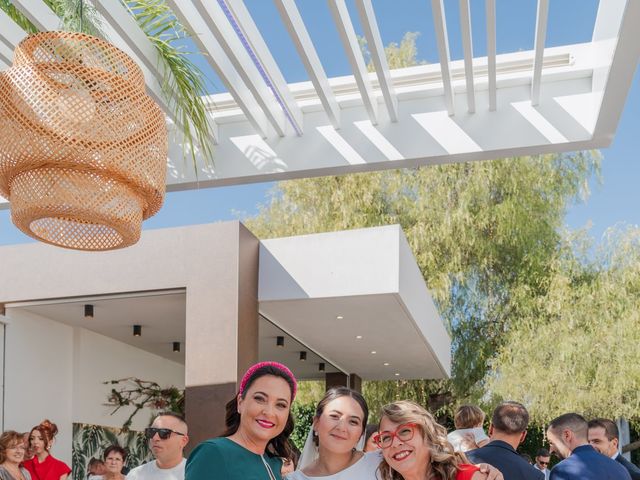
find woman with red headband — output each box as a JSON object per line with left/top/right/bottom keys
{"left": 186, "top": 362, "right": 297, "bottom": 480}
{"left": 23, "top": 420, "right": 70, "bottom": 480}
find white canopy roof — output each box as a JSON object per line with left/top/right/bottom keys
{"left": 1, "top": 0, "right": 638, "bottom": 206}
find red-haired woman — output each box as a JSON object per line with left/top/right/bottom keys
{"left": 22, "top": 421, "right": 70, "bottom": 480}
{"left": 0, "top": 430, "right": 31, "bottom": 480}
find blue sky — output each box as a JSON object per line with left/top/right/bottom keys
{"left": 0, "top": 0, "right": 637, "bottom": 245}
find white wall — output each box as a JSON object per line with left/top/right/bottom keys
{"left": 4, "top": 308, "right": 184, "bottom": 467}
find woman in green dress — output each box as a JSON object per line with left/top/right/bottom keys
{"left": 186, "top": 362, "right": 297, "bottom": 480}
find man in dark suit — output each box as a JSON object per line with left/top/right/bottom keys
{"left": 588, "top": 418, "right": 640, "bottom": 480}
{"left": 546, "top": 413, "right": 631, "bottom": 480}
{"left": 467, "top": 401, "right": 543, "bottom": 480}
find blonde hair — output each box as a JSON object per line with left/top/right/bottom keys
{"left": 378, "top": 401, "right": 467, "bottom": 480}
{"left": 454, "top": 405, "right": 485, "bottom": 429}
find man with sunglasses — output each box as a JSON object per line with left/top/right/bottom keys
{"left": 533, "top": 448, "right": 551, "bottom": 480}
{"left": 126, "top": 412, "right": 189, "bottom": 480}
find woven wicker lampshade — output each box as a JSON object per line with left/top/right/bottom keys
{"left": 0, "top": 31, "right": 167, "bottom": 251}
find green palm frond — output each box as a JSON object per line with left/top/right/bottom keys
{"left": 0, "top": 0, "right": 37, "bottom": 33}
{"left": 43, "top": 0, "right": 104, "bottom": 36}
{"left": 122, "top": 0, "right": 215, "bottom": 170}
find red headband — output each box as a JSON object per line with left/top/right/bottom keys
{"left": 238, "top": 361, "right": 297, "bottom": 401}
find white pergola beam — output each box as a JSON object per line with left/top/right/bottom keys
{"left": 355, "top": 0, "right": 398, "bottom": 122}
{"left": 166, "top": 0, "right": 269, "bottom": 138}
{"left": 224, "top": 0, "right": 303, "bottom": 135}
{"left": 459, "top": 0, "right": 475, "bottom": 113}
{"left": 328, "top": 0, "right": 378, "bottom": 125}
{"left": 486, "top": 0, "right": 497, "bottom": 111}
{"left": 11, "top": 0, "right": 177, "bottom": 126}
{"left": 193, "top": 0, "right": 287, "bottom": 137}
{"left": 531, "top": 0, "right": 549, "bottom": 105}
{"left": 431, "top": 0, "right": 455, "bottom": 115}
{"left": 0, "top": 8, "right": 29, "bottom": 50}
{"left": 11, "top": 0, "right": 58, "bottom": 31}
{"left": 274, "top": 0, "right": 340, "bottom": 128}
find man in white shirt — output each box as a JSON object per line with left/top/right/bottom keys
{"left": 127, "top": 412, "right": 189, "bottom": 480}
{"left": 533, "top": 448, "right": 551, "bottom": 480}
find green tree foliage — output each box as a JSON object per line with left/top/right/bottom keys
{"left": 488, "top": 226, "right": 640, "bottom": 423}
{"left": 247, "top": 153, "right": 599, "bottom": 404}
{"left": 246, "top": 32, "right": 599, "bottom": 404}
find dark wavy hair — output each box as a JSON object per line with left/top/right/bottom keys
{"left": 29, "top": 420, "right": 58, "bottom": 451}
{"left": 223, "top": 365, "right": 296, "bottom": 459}
{"left": 312, "top": 387, "right": 369, "bottom": 446}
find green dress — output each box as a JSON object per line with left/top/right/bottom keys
{"left": 186, "top": 437, "right": 283, "bottom": 480}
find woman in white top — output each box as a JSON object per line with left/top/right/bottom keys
{"left": 287, "top": 390, "right": 503, "bottom": 480}
{"left": 287, "top": 387, "right": 375, "bottom": 480}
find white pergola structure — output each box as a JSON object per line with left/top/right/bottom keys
{"left": 0, "top": 0, "right": 639, "bottom": 207}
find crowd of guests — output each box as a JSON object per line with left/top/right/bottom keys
{"left": 2, "top": 361, "right": 639, "bottom": 480}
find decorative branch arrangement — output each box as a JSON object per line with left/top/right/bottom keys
{"left": 104, "top": 378, "right": 184, "bottom": 431}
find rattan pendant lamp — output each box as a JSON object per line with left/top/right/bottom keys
{"left": 0, "top": 4, "right": 167, "bottom": 251}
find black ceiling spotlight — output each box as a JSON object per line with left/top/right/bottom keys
{"left": 173, "top": 342, "right": 181, "bottom": 353}
{"left": 276, "top": 335, "right": 284, "bottom": 347}
{"left": 319, "top": 362, "right": 325, "bottom": 372}
{"left": 84, "top": 304, "right": 94, "bottom": 318}
{"left": 133, "top": 325, "right": 142, "bottom": 337}
{"left": 299, "top": 351, "right": 307, "bottom": 361}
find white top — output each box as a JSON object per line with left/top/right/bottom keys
{"left": 447, "top": 428, "right": 489, "bottom": 452}
{"left": 287, "top": 451, "right": 382, "bottom": 480}
{"left": 126, "top": 459, "right": 186, "bottom": 480}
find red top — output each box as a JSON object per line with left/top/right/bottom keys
{"left": 23, "top": 455, "right": 71, "bottom": 480}
{"left": 456, "top": 463, "right": 481, "bottom": 480}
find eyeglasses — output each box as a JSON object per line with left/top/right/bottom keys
{"left": 373, "top": 423, "right": 418, "bottom": 449}
{"left": 538, "top": 461, "right": 549, "bottom": 466}
{"left": 144, "top": 427, "right": 185, "bottom": 440}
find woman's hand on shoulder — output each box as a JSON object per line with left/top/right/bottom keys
{"left": 473, "top": 463, "right": 504, "bottom": 480}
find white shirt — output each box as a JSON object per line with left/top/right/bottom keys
{"left": 287, "top": 451, "right": 382, "bottom": 480}
{"left": 126, "top": 459, "right": 186, "bottom": 480}
{"left": 447, "top": 428, "right": 489, "bottom": 452}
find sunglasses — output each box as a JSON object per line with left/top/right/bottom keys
{"left": 144, "top": 427, "right": 185, "bottom": 440}
{"left": 373, "top": 423, "right": 418, "bottom": 449}
{"left": 538, "top": 461, "right": 549, "bottom": 466}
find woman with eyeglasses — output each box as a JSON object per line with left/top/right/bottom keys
{"left": 289, "top": 391, "right": 502, "bottom": 480}
{"left": 377, "top": 401, "right": 495, "bottom": 480}
{"left": 0, "top": 431, "right": 32, "bottom": 480}
{"left": 23, "top": 420, "right": 70, "bottom": 480}
{"left": 186, "top": 361, "right": 298, "bottom": 480}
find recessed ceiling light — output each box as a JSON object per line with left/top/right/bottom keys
{"left": 394, "top": 372, "right": 400, "bottom": 376}
{"left": 300, "top": 351, "right": 307, "bottom": 361}
{"left": 356, "top": 335, "right": 363, "bottom": 340}
{"left": 370, "top": 351, "right": 377, "bottom": 354}
{"left": 276, "top": 336, "right": 284, "bottom": 347}
{"left": 84, "top": 304, "right": 94, "bottom": 318}
{"left": 172, "top": 342, "right": 180, "bottom": 353}
{"left": 336, "top": 315, "right": 344, "bottom": 320}
{"left": 133, "top": 325, "right": 142, "bottom": 337}
{"left": 383, "top": 362, "right": 390, "bottom": 366}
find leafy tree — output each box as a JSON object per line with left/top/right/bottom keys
{"left": 487, "top": 226, "right": 640, "bottom": 423}
{"left": 246, "top": 32, "right": 601, "bottom": 413}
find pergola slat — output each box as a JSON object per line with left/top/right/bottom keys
{"left": 531, "top": 0, "right": 549, "bottom": 106}
{"left": 486, "top": 0, "right": 497, "bottom": 111}
{"left": 193, "top": 0, "right": 287, "bottom": 137}
{"left": 459, "top": 0, "right": 475, "bottom": 113}
{"left": 431, "top": 0, "right": 454, "bottom": 115}
{"left": 224, "top": 0, "right": 303, "bottom": 135}
{"left": 0, "top": 8, "right": 29, "bottom": 49}
{"left": 328, "top": 0, "right": 378, "bottom": 125}
{"left": 275, "top": 0, "right": 340, "bottom": 129}
{"left": 92, "top": 0, "right": 194, "bottom": 138}
{"left": 166, "top": 0, "right": 269, "bottom": 138}
{"left": 12, "top": 0, "right": 175, "bottom": 122}
{"left": 355, "top": 0, "right": 398, "bottom": 122}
